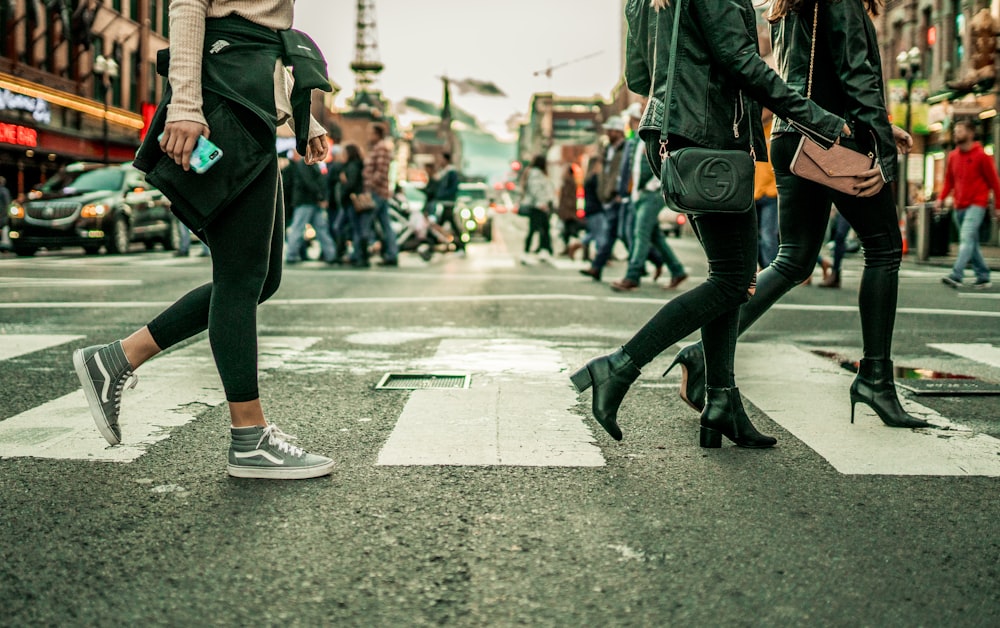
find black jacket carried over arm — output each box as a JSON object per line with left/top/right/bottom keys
{"left": 770, "top": 0, "right": 897, "bottom": 182}
{"left": 624, "top": 0, "right": 845, "bottom": 172}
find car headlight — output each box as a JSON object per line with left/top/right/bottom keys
{"left": 80, "top": 203, "right": 108, "bottom": 218}
{"left": 8, "top": 202, "right": 24, "bottom": 220}
{"left": 473, "top": 206, "right": 486, "bottom": 221}
{"left": 459, "top": 207, "right": 472, "bottom": 219}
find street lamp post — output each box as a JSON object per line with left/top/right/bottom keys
{"left": 93, "top": 54, "right": 119, "bottom": 164}
{"left": 896, "top": 46, "right": 921, "bottom": 215}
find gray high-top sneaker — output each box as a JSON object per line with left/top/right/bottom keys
{"left": 73, "top": 341, "right": 137, "bottom": 445}
{"left": 228, "top": 424, "right": 335, "bottom": 479}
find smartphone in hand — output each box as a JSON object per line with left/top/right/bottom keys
{"left": 157, "top": 134, "right": 224, "bottom": 174}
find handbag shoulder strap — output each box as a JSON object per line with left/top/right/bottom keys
{"left": 657, "top": 0, "right": 684, "bottom": 159}
{"left": 805, "top": 2, "right": 819, "bottom": 99}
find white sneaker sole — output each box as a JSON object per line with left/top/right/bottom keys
{"left": 226, "top": 459, "right": 335, "bottom": 479}
{"left": 73, "top": 348, "right": 121, "bottom": 446}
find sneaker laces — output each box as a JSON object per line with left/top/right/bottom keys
{"left": 257, "top": 424, "right": 305, "bottom": 458}
{"left": 114, "top": 370, "right": 138, "bottom": 407}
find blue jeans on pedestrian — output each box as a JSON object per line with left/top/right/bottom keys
{"left": 625, "top": 191, "right": 684, "bottom": 283}
{"left": 583, "top": 212, "right": 608, "bottom": 257}
{"left": 286, "top": 203, "right": 337, "bottom": 263}
{"left": 620, "top": 200, "right": 635, "bottom": 252}
{"left": 373, "top": 193, "right": 399, "bottom": 262}
{"left": 756, "top": 195, "right": 778, "bottom": 268}
{"left": 949, "top": 205, "right": 990, "bottom": 283}
{"left": 591, "top": 203, "right": 620, "bottom": 270}
{"left": 828, "top": 211, "right": 851, "bottom": 273}
{"left": 348, "top": 205, "right": 375, "bottom": 264}
{"left": 178, "top": 223, "right": 191, "bottom": 254}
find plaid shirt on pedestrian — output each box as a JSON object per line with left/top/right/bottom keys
{"left": 363, "top": 140, "right": 393, "bottom": 199}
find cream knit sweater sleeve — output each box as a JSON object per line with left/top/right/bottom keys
{"left": 166, "top": 0, "right": 210, "bottom": 126}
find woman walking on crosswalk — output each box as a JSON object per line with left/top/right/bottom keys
{"left": 666, "top": 0, "right": 931, "bottom": 430}
{"left": 571, "top": 0, "right": 848, "bottom": 446}
{"left": 73, "top": 0, "right": 336, "bottom": 479}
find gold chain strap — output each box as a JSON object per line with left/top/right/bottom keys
{"left": 806, "top": 2, "right": 819, "bottom": 99}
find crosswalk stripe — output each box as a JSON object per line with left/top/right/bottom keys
{"left": 4, "top": 296, "right": 999, "bottom": 323}
{"left": 0, "top": 278, "right": 141, "bottom": 287}
{"left": 376, "top": 338, "right": 604, "bottom": 467}
{"left": 735, "top": 343, "right": 1000, "bottom": 476}
{"left": 928, "top": 343, "right": 1000, "bottom": 368}
{"left": 0, "top": 334, "right": 84, "bottom": 361}
{"left": 0, "top": 336, "right": 319, "bottom": 462}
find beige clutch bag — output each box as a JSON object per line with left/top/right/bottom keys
{"left": 790, "top": 138, "right": 876, "bottom": 196}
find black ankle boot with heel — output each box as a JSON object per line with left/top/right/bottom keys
{"left": 699, "top": 387, "right": 777, "bottom": 449}
{"left": 570, "top": 348, "right": 640, "bottom": 441}
{"left": 664, "top": 343, "right": 706, "bottom": 412}
{"left": 850, "top": 358, "right": 930, "bottom": 428}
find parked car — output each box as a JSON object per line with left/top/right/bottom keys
{"left": 7, "top": 162, "right": 179, "bottom": 257}
{"left": 455, "top": 182, "right": 494, "bottom": 241}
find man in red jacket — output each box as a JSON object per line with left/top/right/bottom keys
{"left": 939, "top": 119, "right": 999, "bottom": 289}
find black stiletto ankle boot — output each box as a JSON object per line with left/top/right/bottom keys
{"left": 850, "top": 359, "right": 930, "bottom": 428}
{"left": 664, "top": 343, "right": 706, "bottom": 412}
{"left": 699, "top": 387, "right": 777, "bottom": 449}
{"left": 570, "top": 348, "right": 640, "bottom": 441}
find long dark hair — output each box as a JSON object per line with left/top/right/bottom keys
{"left": 768, "top": 0, "right": 881, "bottom": 22}
{"left": 344, "top": 143, "right": 362, "bottom": 162}
{"left": 530, "top": 154, "right": 547, "bottom": 174}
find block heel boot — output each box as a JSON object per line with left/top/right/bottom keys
{"left": 569, "top": 348, "right": 640, "bottom": 441}
{"left": 663, "top": 343, "right": 706, "bottom": 412}
{"left": 849, "top": 358, "right": 930, "bottom": 428}
{"left": 699, "top": 387, "right": 777, "bottom": 449}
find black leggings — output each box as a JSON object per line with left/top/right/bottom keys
{"left": 146, "top": 158, "right": 284, "bottom": 402}
{"left": 623, "top": 206, "right": 758, "bottom": 389}
{"left": 735, "top": 134, "right": 903, "bottom": 360}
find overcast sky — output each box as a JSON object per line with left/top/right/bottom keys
{"left": 293, "top": 0, "right": 626, "bottom": 140}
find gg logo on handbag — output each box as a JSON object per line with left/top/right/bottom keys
{"left": 695, "top": 158, "right": 741, "bottom": 203}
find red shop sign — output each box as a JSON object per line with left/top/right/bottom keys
{"left": 0, "top": 122, "right": 38, "bottom": 147}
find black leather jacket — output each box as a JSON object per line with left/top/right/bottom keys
{"left": 625, "top": 0, "right": 845, "bottom": 170}
{"left": 771, "top": 0, "right": 897, "bottom": 181}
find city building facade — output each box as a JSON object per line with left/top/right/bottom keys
{"left": 1, "top": 0, "right": 169, "bottom": 197}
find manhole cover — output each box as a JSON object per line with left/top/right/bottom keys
{"left": 375, "top": 373, "right": 470, "bottom": 390}
{"left": 895, "top": 379, "right": 1000, "bottom": 396}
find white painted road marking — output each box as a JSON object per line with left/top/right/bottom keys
{"left": 928, "top": 343, "right": 1000, "bottom": 369}
{"left": 0, "top": 337, "right": 319, "bottom": 462}
{"left": 0, "top": 278, "right": 141, "bottom": 287}
{"left": 377, "top": 338, "right": 604, "bottom": 467}
{"left": 735, "top": 343, "right": 1000, "bottom": 476}
{"left": 0, "top": 334, "right": 83, "bottom": 361}
{"left": 2, "top": 296, "right": 999, "bottom": 320}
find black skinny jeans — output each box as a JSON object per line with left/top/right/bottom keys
{"left": 623, "top": 205, "right": 759, "bottom": 389}
{"left": 736, "top": 133, "right": 904, "bottom": 360}
{"left": 146, "top": 157, "right": 284, "bottom": 402}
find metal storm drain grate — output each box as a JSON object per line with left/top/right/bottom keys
{"left": 375, "top": 373, "right": 471, "bottom": 390}
{"left": 894, "top": 379, "right": 1000, "bottom": 396}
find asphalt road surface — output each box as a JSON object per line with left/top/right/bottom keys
{"left": 1, "top": 213, "right": 998, "bottom": 626}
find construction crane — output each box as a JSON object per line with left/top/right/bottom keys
{"left": 533, "top": 51, "right": 605, "bottom": 79}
